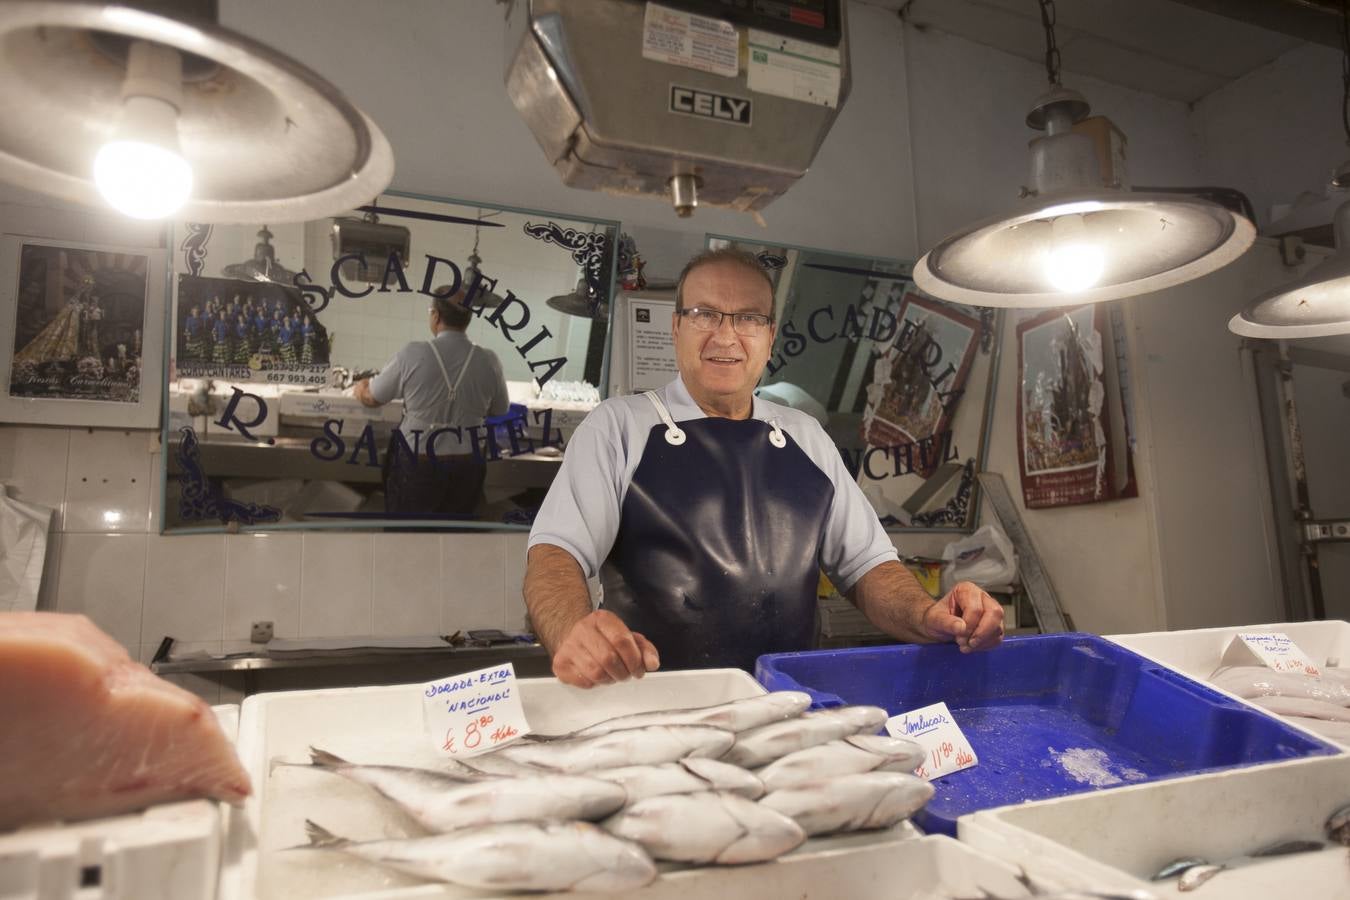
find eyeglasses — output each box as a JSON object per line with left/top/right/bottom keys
{"left": 677, "top": 307, "right": 773, "bottom": 336}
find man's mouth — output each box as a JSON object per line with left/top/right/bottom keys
{"left": 704, "top": 356, "right": 743, "bottom": 365}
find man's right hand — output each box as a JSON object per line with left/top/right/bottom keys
{"left": 551, "top": 610, "right": 661, "bottom": 689}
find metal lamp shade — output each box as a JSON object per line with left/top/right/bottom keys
{"left": 1230, "top": 248, "right": 1350, "bottom": 338}
{"left": 0, "top": 2, "right": 393, "bottom": 223}
{"left": 546, "top": 278, "right": 607, "bottom": 319}
{"left": 914, "top": 191, "right": 1255, "bottom": 308}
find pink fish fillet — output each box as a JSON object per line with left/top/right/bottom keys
{"left": 0, "top": 612, "right": 252, "bottom": 831}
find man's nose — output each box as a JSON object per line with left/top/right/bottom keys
{"left": 711, "top": 314, "right": 739, "bottom": 339}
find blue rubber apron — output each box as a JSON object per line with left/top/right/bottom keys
{"left": 599, "top": 391, "right": 836, "bottom": 671}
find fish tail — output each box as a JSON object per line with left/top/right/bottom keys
{"left": 309, "top": 747, "right": 350, "bottom": 769}
{"left": 304, "top": 819, "right": 348, "bottom": 849}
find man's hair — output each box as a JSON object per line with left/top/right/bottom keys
{"left": 674, "top": 248, "right": 775, "bottom": 315}
{"left": 432, "top": 286, "right": 473, "bottom": 330}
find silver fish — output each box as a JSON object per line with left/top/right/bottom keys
{"left": 1177, "top": 863, "right": 1223, "bottom": 891}
{"left": 302, "top": 818, "right": 656, "bottom": 893}
{"left": 1210, "top": 666, "right": 1350, "bottom": 705}
{"left": 306, "top": 748, "right": 626, "bottom": 832}
{"left": 759, "top": 771, "right": 934, "bottom": 835}
{"left": 1328, "top": 802, "right": 1350, "bottom": 846}
{"left": 533, "top": 691, "right": 813, "bottom": 740}
{"left": 482, "top": 724, "right": 735, "bottom": 774}
{"left": 1248, "top": 695, "right": 1350, "bottom": 723}
{"left": 756, "top": 734, "right": 925, "bottom": 792}
{"left": 603, "top": 790, "right": 805, "bottom": 864}
{"left": 1150, "top": 856, "right": 1209, "bottom": 881}
{"left": 594, "top": 758, "right": 765, "bottom": 803}
{"left": 722, "top": 705, "right": 889, "bottom": 768}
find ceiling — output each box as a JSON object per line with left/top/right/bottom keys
{"left": 860, "top": 0, "right": 1330, "bottom": 104}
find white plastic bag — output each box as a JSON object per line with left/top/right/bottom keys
{"left": 941, "top": 524, "right": 1018, "bottom": 594}
{"left": 0, "top": 485, "right": 53, "bottom": 612}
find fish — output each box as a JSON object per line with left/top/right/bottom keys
{"left": 0, "top": 611, "right": 251, "bottom": 830}
{"left": 721, "top": 705, "right": 889, "bottom": 768}
{"left": 1248, "top": 696, "right": 1350, "bottom": 723}
{"left": 301, "top": 818, "right": 656, "bottom": 893}
{"left": 1328, "top": 803, "right": 1350, "bottom": 846}
{"left": 1209, "top": 666, "right": 1350, "bottom": 706}
{"left": 1177, "top": 863, "right": 1223, "bottom": 891}
{"left": 756, "top": 734, "right": 925, "bottom": 792}
{"left": 1281, "top": 715, "right": 1350, "bottom": 745}
{"left": 531, "top": 691, "right": 813, "bottom": 740}
{"left": 477, "top": 724, "right": 735, "bottom": 774}
{"left": 593, "top": 758, "right": 765, "bottom": 803}
{"left": 759, "top": 771, "right": 934, "bottom": 835}
{"left": 602, "top": 790, "right": 806, "bottom": 864}
{"left": 305, "top": 748, "right": 626, "bottom": 831}
{"left": 1150, "top": 857, "right": 1209, "bottom": 880}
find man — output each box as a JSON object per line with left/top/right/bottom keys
{"left": 525, "top": 248, "right": 1004, "bottom": 688}
{"left": 354, "top": 287, "right": 510, "bottom": 515}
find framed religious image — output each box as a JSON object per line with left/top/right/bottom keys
{"left": 0, "top": 236, "right": 167, "bottom": 428}
{"left": 1016, "top": 304, "right": 1135, "bottom": 508}
{"left": 862, "top": 293, "right": 980, "bottom": 478}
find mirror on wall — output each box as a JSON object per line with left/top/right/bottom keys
{"left": 161, "top": 191, "right": 619, "bottom": 532}
{"left": 705, "top": 235, "right": 1003, "bottom": 532}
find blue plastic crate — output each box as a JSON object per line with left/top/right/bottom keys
{"left": 755, "top": 634, "right": 1341, "bottom": 836}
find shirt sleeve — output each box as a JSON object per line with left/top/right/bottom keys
{"left": 487, "top": 353, "right": 510, "bottom": 417}
{"left": 368, "top": 345, "right": 408, "bottom": 404}
{"left": 527, "top": 407, "right": 626, "bottom": 579}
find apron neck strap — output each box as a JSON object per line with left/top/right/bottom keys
{"left": 645, "top": 390, "right": 787, "bottom": 448}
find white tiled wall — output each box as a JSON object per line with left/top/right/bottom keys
{"left": 0, "top": 423, "right": 534, "bottom": 672}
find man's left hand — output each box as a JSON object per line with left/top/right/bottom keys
{"left": 922, "top": 582, "right": 1005, "bottom": 653}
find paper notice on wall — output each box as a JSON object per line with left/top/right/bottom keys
{"left": 629, "top": 297, "right": 679, "bottom": 393}
{"left": 747, "top": 29, "right": 841, "bottom": 107}
{"left": 643, "top": 2, "right": 739, "bottom": 78}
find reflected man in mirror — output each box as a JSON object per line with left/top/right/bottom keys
{"left": 524, "top": 249, "right": 1004, "bottom": 687}
{"left": 354, "top": 286, "right": 510, "bottom": 516}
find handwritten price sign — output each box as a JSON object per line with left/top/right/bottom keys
{"left": 422, "top": 663, "right": 531, "bottom": 757}
{"left": 884, "top": 701, "right": 978, "bottom": 781}
{"left": 1221, "top": 632, "right": 1321, "bottom": 677}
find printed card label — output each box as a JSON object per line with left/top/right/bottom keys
{"left": 747, "top": 28, "right": 841, "bottom": 107}
{"left": 422, "top": 662, "right": 531, "bottom": 757}
{"left": 1221, "top": 632, "right": 1321, "bottom": 677}
{"left": 885, "top": 701, "right": 977, "bottom": 781}
{"left": 643, "top": 2, "right": 739, "bottom": 78}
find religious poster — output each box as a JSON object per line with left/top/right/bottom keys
{"left": 175, "top": 274, "right": 330, "bottom": 386}
{"left": 0, "top": 236, "right": 166, "bottom": 428}
{"left": 1017, "top": 304, "right": 1136, "bottom": 508}
{"left": 861, "top": 293, "right": 980, "bottom": 478}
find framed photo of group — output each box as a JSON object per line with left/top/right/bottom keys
{"left": 0, "top": 235, "right": 167, "bottom": 428}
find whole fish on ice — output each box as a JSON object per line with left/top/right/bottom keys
{"left": 532, "top": 691, "right": 812, "bottom": 740}
{"left": 474, "top": 724, "right": 735, "bottom": 774}
{"left": 603, "top": 790, "right": 805, "bottom": 863}
{"left": 305, "top": 748, "right": 626, "bottom": 830}
{"left": 756, "top": 734, "right": 924, "bottom": 792}
{"left": 1248, "top": 696, "right": 1350, "bottom": 723}
{"left": 722, "top": 705, "right": 888, "bottom": 768}
{"left": 301, "top": 818, "right": 656, "bottom": 892}
{"left": 1210, "top": 666, "right": 1350, "bottom": 706}
{"left": 594, "top": 758, "right": 765, "bottom": 803}
{"left": 760, "top": 771, "right": 934, "bottom": 835}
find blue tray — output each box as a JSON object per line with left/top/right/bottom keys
{"left": 755, "top": 634, "right": 1341, "bottom": 836}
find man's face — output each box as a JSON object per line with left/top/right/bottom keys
{"left": 672, "top": 260, "right": 776, "bottom": 406}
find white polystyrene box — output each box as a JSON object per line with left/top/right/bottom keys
{"left": 1106, "top": 620, "right": 1350, "bottom": 747}
{"left": 222, "top": 670, "right": 1034, "bottom": 900}
{"left": 0, "top": 705, "right": 238, "bottom": 900}
{"left": 959, "top": 754, "right": 1350, "bottom": 899}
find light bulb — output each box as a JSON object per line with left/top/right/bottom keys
{"left": 1043, "top": 214, "right": 1104, "bottom": 292}
{"left": 94, "top": 95, "right": 192, "bottom": 219}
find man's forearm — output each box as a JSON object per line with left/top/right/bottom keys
{"left": 524, "top": 544, "right": 594, "bottom": 654}
{"left": 845, "top": 560, "right": 938, "bottom": 644}
{"left": 353, "top": 378, "right": 381, "bottom": 408}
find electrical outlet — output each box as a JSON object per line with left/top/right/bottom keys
{"left": 250, "top": 621, "right": 274, "bottom": 644}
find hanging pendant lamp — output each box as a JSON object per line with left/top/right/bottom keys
{"left": 464, "top": 210, "right": 505, "bottom": 309}
{"left": 1230, "top": 3, "right": 1350, "bottom": 338}
{"left": 0, "top": 1, "right": 393, "bottom": 222}
{"left": 913, "top": 2, "right": 1253, "bottom": 308}
{"left": 546, "top": 277, "right": 608, "bottom": 319}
